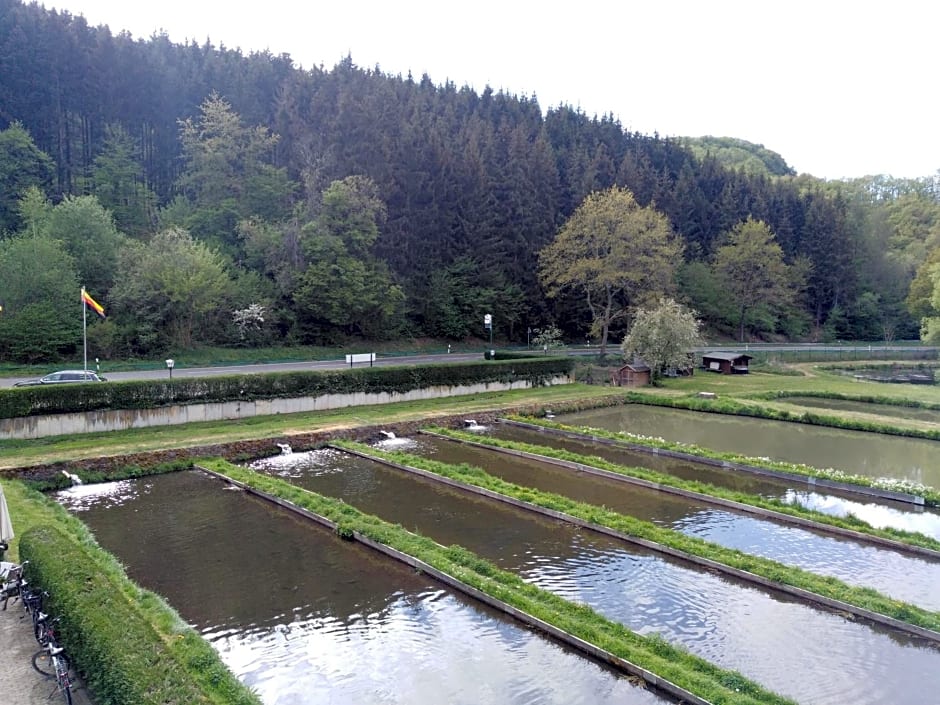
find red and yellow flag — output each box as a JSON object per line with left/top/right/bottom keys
{"left": 81, "top": 288, "right": 106, "bottom": 318}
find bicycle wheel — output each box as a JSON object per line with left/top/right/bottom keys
{"left": 31, "top": 648, "right": 62, "bottom": 677}
{"left": 54, "top": 661, "right": 73, "bottom": 705}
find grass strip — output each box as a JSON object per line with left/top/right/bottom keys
{"left": 8, "top": 479, "right": 262, "bottom": 705}
{"left": 339, "top": 440, "right": 940, "bottom": 636}
{"left": 512, "top": 413, "right": 940, "bottom": 507}
{"left": 442, "top": 423, "right": 940, "bottom": 552}
{"left": 200, "top": 458, "right": 795, "bottom": 705}
{"left": 621, "top": 390, "right": 940, "bottom": 443}
{"left": 754, "top": 389, "right": 940, "bottom": 411}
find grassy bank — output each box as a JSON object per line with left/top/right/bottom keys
{"left": 5, "top": 478, "right": 261, "bottom": 705}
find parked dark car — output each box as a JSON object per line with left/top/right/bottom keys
{"left": 13, "top": 370, "right": 107, "bottom": 387}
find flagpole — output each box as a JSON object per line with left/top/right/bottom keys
{"left": 82, "top": 287, "right": 88, "bottom": 375}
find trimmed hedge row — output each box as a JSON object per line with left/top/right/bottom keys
{"left": 19, "top": 523, "right": 261, "bottom": 705}
{"left": 0, "top": 357, "right": 574, "bottom": 420}
{"left": 483, "top": 350, "right": 551, "bottom": 360}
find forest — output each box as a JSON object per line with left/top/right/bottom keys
{"left": 1, "top": 0, "right": 939, "bottom": 363}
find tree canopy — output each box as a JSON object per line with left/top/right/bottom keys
{"left": 539, "top": 187, "right": 681, "bottom": 353}
{"left": 712, "top": 218, "right": 800, "bottom": 342}
{"left": 621, "top": 298, "right": 703, "bottom": 379}
{"left": 0, "top": 0, "right": 936, "bottom": 360}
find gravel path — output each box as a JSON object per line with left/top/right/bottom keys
{"left": 0, "top": 603, "right": 93, "bottom": 704}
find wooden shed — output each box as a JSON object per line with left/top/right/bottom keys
{"left": 610, "top": 362, "right": 651, "bottom": 387}
{"left": 702, "top": 351, "right": 752, "bottom": 374}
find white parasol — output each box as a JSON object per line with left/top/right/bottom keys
{"left": 0, "top": 483, "right": 13, "bottom": 543}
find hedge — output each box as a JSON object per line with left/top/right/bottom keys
{"left": 19, "top": 523, "right": 261, "bottom": 705}
{"left": 0, "top": 358, "right": 574, "bottom": 419}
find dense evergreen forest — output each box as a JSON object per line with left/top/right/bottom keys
{"left": 1, "top": 0, "right": 939, "bottom": 362}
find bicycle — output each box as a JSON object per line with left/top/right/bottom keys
{"left": 22, "top": 586, "right": 47, "bottom": 635}
{"left": 0, "top": 559, "right": 27, "bottom": 610}
{"left": 32, "top": 617, "right": 70, "bottom": 676}
{"left": 33, "top": 607, "right": 61, "bottom": 648}
{"left": 33, "top": 641, "right": 74, "bottom": 705}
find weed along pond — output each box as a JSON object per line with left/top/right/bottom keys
{"left": 557, "top": 404, "right": 940, "bottom": 489}
{"left": 487, "top": 421, "right": 940, "bottom": 541}
{"left": 55, "top": 471, "right": 671, "bottom": 705}
{"left": 412, "top": 433, "right": 940, "bottom": 612}
{"left": 249, "top": 446, "right": 940, "bottom": 705}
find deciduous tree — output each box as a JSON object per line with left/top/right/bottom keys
{"left": 293, "top": 176, "right": 405, "bottom": 341}
{"left": 0, "top": 233, "right": 80, "bottom": 362}
{"left": 712, "top": 217, "right": 797, "bottom": 342}
{"left": 621, "top": 298, "right": 702, "bottom": 380}
{"left": 111, "top": 228, "right": 232, "bottom": 351}
{"left": 539, "top": 187, "right": 681, "bottom": 354}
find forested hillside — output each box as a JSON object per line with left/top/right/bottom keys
{"left": 1, "top": 0, "right": 938, "bottom": 362}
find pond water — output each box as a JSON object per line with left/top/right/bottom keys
{"left": 488, "top": 422, "right": 940, "bottom": 541}
{"left": 410, "top": 433, "right": 940, "bottom": 612}
{"left": 250, "top": 448, "right": 940, "bottom": 705}
{"left": 56, "top": 472, "right": 669, "bottom": 705}
{"left": 557, "top": 404, "right": 940, "bottom": 489}
{"left": 779, "top": 396, "right": 940, "bottom": 424}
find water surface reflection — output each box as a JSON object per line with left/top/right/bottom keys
{"left": 411, "top": 434, "right": 940, "bottom": 611}
{"left": 251, "top": 450, "right": 940, "bottom": 705}
{"left": 488, "top": 423, "right": 940, "bottom": 540}
{"left": 57, "top": 471, "right": 667, "bottom": 705}
{"left": 555, "top": 404, "right": 940, "bottom": 487}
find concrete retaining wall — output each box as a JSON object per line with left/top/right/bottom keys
{"left": 1, "top": 376, "right": 570, "bottom": 440}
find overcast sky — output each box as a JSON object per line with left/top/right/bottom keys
{"left": 45, "top": 0, "right": 939, "bottom": 181}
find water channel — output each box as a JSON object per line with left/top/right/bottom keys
{"left": 56, "top": 471, "right": 670, "bottom": 705}
{"left": 410, "top": 432, "right": 940, "bottom": 612}
{"left": 556, "top": 404, "right": 940, "bottom": 490}
{"left": 486, "top": 421, "right": 940, "bottom": 542}
{"left": 250, "top": 447, "right": 940, "bottom": 705}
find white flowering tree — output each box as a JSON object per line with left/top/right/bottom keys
{"left": 532, "top": 324, "right": 565, "bottom": 352}
{"left": 621, "top": 298, "right": 702, "bottom": 380}
{"left": 233, "top": 303, "right": 266, "bottom": 345}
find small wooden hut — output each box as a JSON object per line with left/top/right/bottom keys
{"left": 701, "top": 351, "right": 752, "bottom": 374}
{"left": 610, "top": 362, "right": 651, "bottom": 387}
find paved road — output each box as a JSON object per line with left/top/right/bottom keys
{"left": 0, "top": 604, "right": 93, "bottom": 704}
{"left": 1, "top": 344, "right": 933, "bottom": 389}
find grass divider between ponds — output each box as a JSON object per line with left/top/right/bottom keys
{"left": 454, "top": 422, "right": 940, "bottom": 554}
{"left": 341, "top": 439, "right": 940, "bottom": 639}
{"left": 621, "top": 389, "right": 940, "bottom": 444}
{"left": 198, "top": 458, "right": 796, "bottom": 705}
{"left": 514, "top": 410, "right": 940, "bottom": 508}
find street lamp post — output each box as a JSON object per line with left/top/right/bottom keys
{"left": 484, "top": 313, "right": 493, "bottom": 350}
{"left": 165, "top": 358, "right": 175, "bottom": 379}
